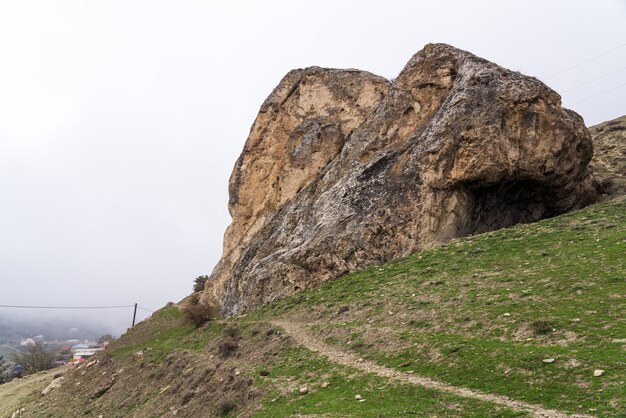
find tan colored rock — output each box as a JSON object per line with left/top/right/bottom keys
{"left": 41, "top": 376, "right": 64, "bottom": 396}
{"left": 589, "top": 115, "right": 626, "bottom": 195}
{"left": 203, "top": 43, "right": 597, "bottom": 315}
{"left": 204, "top": 67, "right": 390, "bottom": 305}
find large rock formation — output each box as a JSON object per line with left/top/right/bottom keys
{"left": 589, "top": 115, "right": 626, "bottom": 195}
{"left": 203, "top": 43, "right": 597, "bottom": 315}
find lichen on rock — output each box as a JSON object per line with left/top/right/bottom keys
{"left": 203, "top": 43, "right": 597, "bottom": 315}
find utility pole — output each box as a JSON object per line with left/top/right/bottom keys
{"left": 132, "top": 303, "right": 137, "bottom": 327}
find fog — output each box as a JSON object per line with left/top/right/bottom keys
{"left": 0, "top": 1, "right": 624, "bottom": 336}
{"left": 0, "top": 311, "right": 119, "bottom": 342}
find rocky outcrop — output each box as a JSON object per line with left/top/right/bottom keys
{"left": 203, "top": 67, "right": 390, "bottom": 308}
{"left": 203, "top": 43, "right": 597, "bottom": 315}
{"left": 589, "top": 115, "right": 626, "bottom": 195}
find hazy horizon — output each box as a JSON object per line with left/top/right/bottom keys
{"left": 1, "top": 1, "right": 625, "bottom": 336}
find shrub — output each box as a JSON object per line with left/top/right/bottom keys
{"left": 218, "top": 338, "right": 239, "bottom": 358}
{"left": 223, "top": 326, "right": 241, "bottom": 340}
{"left": 193, "top": 275, "right": 210, "bottom": 292}
{"left": 218, "top": 394, "right": 237, "bottom": 416}
{"left": 182, "top": 302, "right": 219, "bottom": 327}
{"left": 217, "top": 326, "right": 242, "bottom": 357}
{"left": 530, "top": 320, "right": 552, "bottom": 335}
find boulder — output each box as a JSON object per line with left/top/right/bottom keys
{"left": 203, "top": 43, "right": 597, "bottom": 315}
{"left": 41, "top": 376, "right": 65, "bottom": 396}
{"left": 588, "top": 115, "right": 626, "bottom": 195}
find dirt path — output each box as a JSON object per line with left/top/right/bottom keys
{"left": 272, "top": 319, "right": 592, "bottom": 418}
{"left": 0, "top": 368, "right": 64, "bottom": 418}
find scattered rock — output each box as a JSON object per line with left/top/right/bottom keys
{"left": 11, "top": 408, "right": 25, "bottom": 418}
{"left": 503, "top": 313, "right": 511, "bottom": 317}
{"left": 593, "top": 369, "right": 604, "bottom": 377}
{"left": 91, "top": 376, "right": 117, "bottom": 399}
{"left": 42, "top": 376, "right": 65, "bottom": 395}
{"left": 399, "top": 362, "right": 412, "bottom": 367}
{"left": 355, "top": 394, "right": 363, "bottom": 400}
{"left": 542, "top": 358, "right": 555, "bottom": 364}
{"left": 337, "top": 305, "right": 350, "bottom": 315}
{"left": 133, "top": 350, "right": 144, "bottom": 360}
{"left": 320, "top": 381, "right": 330, "bottom": 388}
{"left": 299, "top": 386, "right": 308, "bottom": 395}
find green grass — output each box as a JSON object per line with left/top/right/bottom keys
{"left": 32, "top": 197, "right": 625, "bottom": 417}
{"left": 251, "top": 196, "right": 626, "bottom": 416}
{"left": 253, "top": 347, "right": 526, "bottom": 417}
{"left": 108, "top": 305, "right": 226, "bottom": 363}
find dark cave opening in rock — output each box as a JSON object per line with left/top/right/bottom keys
{"left": 461, "top": 179, "right": 562, "bottom": 236}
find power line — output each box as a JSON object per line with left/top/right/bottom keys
{"left": 0, "top": 304, "right": 135, "bottom": 310}
{"left": 562, "top": 65, "right": 626, "bottom": 93}
{"left": 545, "top": 43, "right": 626, "bottom": 80}
{"left": 571, "top": 81, "right": 626, "bottom": 105}
{"left": 0, "top": 303, "right": 157, "bottom": 314}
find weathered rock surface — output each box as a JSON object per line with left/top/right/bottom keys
{"left": 41, "top": 376, "right": 64, "bottom": 396}
{"left": 589, "top": 115, "right": 626, "bottom": 195}
{"left": 203, "top": 43, "right": 597, "bottom": 315}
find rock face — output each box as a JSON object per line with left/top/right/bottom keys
{"left": 203, "top": 43, "right": 597, "bottom": 315}
{"left": 589, "top": 115, "right": 626, "bottom": 195}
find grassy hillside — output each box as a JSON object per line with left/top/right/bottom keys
{"left": 5, "top": 196, "right": 625, "bottom": 417}
{"left": 254, "top": 195, "right": 625, "bottom": 416}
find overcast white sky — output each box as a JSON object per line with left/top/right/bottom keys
{"left": 1, "top": 0, "right": 625, "bottom": 335}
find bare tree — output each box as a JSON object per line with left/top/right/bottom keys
{"left": 97, "top": 334, "right": 114, "bottom": 344}
{"left": 12, "top": 342, "right": 54, "bottom": 374}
